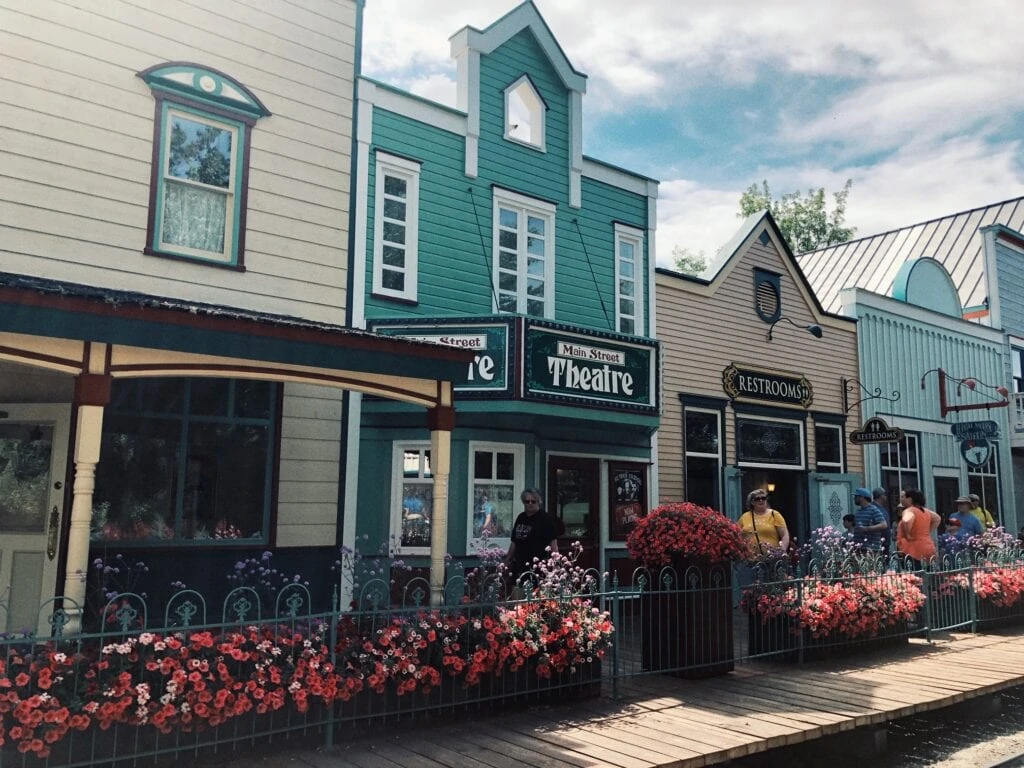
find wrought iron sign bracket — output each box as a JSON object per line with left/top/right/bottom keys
{"left": 841, "top": 377, "right": 901, "bottom": 414}
{"left": 919, "top": 368, "right": 1010, "bottom": 418}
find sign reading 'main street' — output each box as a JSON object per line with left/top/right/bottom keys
{"left": 722, "top": 363, "right": 814, "bottom": 409}
{"left": 524, "top": 323, "right": 657, "bottom": 411}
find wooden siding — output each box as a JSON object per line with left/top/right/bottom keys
{"left": 0, "top": 0, "right": 355, "bottom": 323}
{"left": 656, "top": 237, "right": 861, "bottom": 503}
{"left": 276, "top": 383, "right": 343, "bottom": 547}
{"left": 996, "top": 239, "right": 1024, "bottom": 338}
{"left": 364, "top": 105, "right": 649, "bottom": 332}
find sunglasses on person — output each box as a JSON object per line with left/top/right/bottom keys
{"left": 523, "top": 498, "right": 541, "bottom": 505}
{"left": 752, "top": 496, "right": 768, "bottom": 502}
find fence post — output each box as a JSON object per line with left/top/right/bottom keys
{"left": 969, "top": 566, "right": 977, "bottom": 635}
{"left": 325, "top": 586, "right": 339, "bottom": 748}
{"left": 923, "top": 563, "right": 933, "bottom": 644}
{"left": 796, "top": 577, "right": 805, "bottom": 665}
{"left": 610, "top": 573, "right": 620, "bottom": 701}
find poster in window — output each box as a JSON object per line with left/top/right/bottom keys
{"left": 608, "top": 463, "right": 647, "bottom": 541}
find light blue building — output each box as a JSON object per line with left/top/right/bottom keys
{"left": 347, "top": 2, "right": 660, "bottom": 579}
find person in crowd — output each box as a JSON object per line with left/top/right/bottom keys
{"left": 967, "top": 493, "right": 996, "bottom": 529}
{"left": 504, "top": 488, "right": 559, "bottom": 584}
{"left": 949, "top": 496, "right": 984, "bottom": 540}
{"left": 738, "top": 489, "right": 790, "bottom": 556}
{"left": 896, "top": 488, "right": 941, "bottom": 567}
{"left": 842, "top": 513, "right": 856, "bottom": 537}
{"left": 873, "top": 487, "right": 895, "bottom": 554}
{"left": 474, "top": 493, "right": 496, "bottom": 537}
{"left": 852, "top": 487, "right": 888, "bottom": 550}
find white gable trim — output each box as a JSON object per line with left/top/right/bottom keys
{"left": 360, "top": 77, "right": 468, "bottom": 136}
{"left": 450, "top": 4, "right": 587, "bottom": 94}
{"left": 455, "top": 49, "right": 481, "bottom": 178}
{"left": 581, "top": 158, "right": 651, "bottom": 196}
{"left": 569, "top": 91, "right": 582, "bottom": 207}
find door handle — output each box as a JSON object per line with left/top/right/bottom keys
{"left": 47, "top": 506, "right": 60, "bottom": 560}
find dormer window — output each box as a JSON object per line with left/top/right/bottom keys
{"left": 504, "top": 75, "right": 545, "bottom": 151}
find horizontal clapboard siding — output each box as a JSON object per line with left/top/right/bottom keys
{"left": 656, "top": 238, "right": 861, "bottom": 502}
{"left": 0, "top": 0, "right": 356, "bottom": 323}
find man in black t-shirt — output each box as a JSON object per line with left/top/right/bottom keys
{"left": 505, "top": 488, "right": 559, "bottom": 579}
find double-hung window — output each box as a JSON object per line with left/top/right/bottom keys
{"left": 373, "top": 153, "right": 421, "bottom": 301}
{"left": 814, "top": 423, "right": 845, "bottom": 472}
{"left": 880, "top": 433, "right": 919, "bottom": 497}
{"left": 493, "top": 189, "right": 555, "bottom": 318}
{"left": 683, "top": 407, "right": 722, "bottom": 510}
{"left": 139, "top": 63, "right": 270, "bottom": 268}
{"left": 614, "top": 224, "right": 644, "bottom": 335}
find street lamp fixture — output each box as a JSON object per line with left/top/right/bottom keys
{"left": 766, "top": 316, "right": 823, "bottom": 342}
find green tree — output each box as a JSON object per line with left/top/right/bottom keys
{"left": 672, "top": 245, "right": 707, "bottom": 275}
{"left": 738, "top": 179, "right": 856, "bottom": 253}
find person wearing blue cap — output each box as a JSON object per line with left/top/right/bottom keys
{"left": 853, "top": 487, "right": 888, "bottom": 550}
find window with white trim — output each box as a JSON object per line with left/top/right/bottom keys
{"left": 504, "top": 75, "right": 545, "bottom": 150}
{"left": 814, "top": 423, "right": 844, "bottom": 472}
{"left": 684, "top": 407, "right": 722, "bottom": 510}
{"left": 614, "top": 224, "right": 644, "bottom": 335}
{"left": 373, "top": 153, "right": 420, "bottom": 301}
{"left": 492, "top": 189, "right": 555, "bottom": 318}
{"left": 880, "top": 433, "right": 919, "bottom": 498}
{"left": 391, "top": 443, "right": 433, "bottom": 554}
{"left": 467, "top": 442, "right": 524, "bottom": 552}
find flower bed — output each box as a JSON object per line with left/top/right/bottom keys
{"left": 741, "top": 572, "right": 926, "bottom": 659}
{"left": 0, "top": 594, "right": 612, "bottom": 760}
{"left": 939, "top": 565, "right": 1024, "bottom": 628}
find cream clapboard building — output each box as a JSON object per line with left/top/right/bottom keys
{"left": 0, "top": 0, "right": 469, "bottom": 632}
{"left": 656, "top": 212, "right": 863, "bottom": 545}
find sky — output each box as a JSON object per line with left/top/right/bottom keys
{"left": 361, "top": 0, "right": 1024, "bottom": 267}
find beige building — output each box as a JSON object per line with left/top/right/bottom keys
{"left": 0, "top": 0, "right": 468, "bottom": 632}
{"left": 656, "top": 212, "right": 863, "bottom": 545}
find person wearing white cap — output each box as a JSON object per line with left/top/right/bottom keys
{"left": 967, "top": 493, "right": 996, "bottom": 529}
{"left": 950, "top": 496, "right": 984, "bottom": 540}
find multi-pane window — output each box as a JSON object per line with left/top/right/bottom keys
{"left": 155, "top": 108, "right": 241, "bottom": 263}
{"left": 468, "top": 442, "right": 523, "bottom": 550}
{"left": 684, "top": 408, "right": 722, "bottom": 510}
{"left": 736, "top": 416, "right": 805, "bottom": 468}
{"left": 373, "top": 153, "right": 420, "bottom": 301}
{"left": 968, "top": 446, "right": 1001, "bottom": 523}
{"left": 493, "top": 189, "right": 555, "bottom": 318}
{"left": 880, "top": 433, "right": 919, "bottom": 499}
{"left": 614, "top": 224, "right": 644, "bottom": 335}
{"left": 814, "top": 423, "right": 844, "bottom": 472}
{"left": 140, "top": 63, "right": 268, "bottom": 267}
{"left": 1012, "top": 346, "right": 1024, "bottom": 393}
{"left": 504, "top": 76, "right": 545, "bottom": 150}
{"left": 92, "top": 378, "right": 277, "bottom": 544}
{"left": 393, "top": 444, "right": 433, "bottom": 553}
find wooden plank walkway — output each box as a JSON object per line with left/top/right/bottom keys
{"left": 223, "top": 630, "right": 1024, "bottom": 768}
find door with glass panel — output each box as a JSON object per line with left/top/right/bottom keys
{"left": 0, "top": 404, "right": 71, "bottom": 636}
{"left": 547, "top": 457, "right": 600, "bottom": 570}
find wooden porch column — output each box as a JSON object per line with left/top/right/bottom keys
{"left": 62, "top": 371, "right": 110, "bottom": 632}
{"left": 427, "top": 400, "right": 455, "bottom": 607}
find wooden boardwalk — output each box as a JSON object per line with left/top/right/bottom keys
{"left": 226, "top": 630, "right": 1024, "bottom": 768}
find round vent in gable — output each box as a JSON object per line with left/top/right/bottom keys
{"left": 755, "top": 278, "right": 781, "bottom": 323}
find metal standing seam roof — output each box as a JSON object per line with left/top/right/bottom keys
{"left": 796, "top": 196, "right": 1024, "bottom": 314}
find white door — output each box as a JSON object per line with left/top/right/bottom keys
{"left": 0, "top": 404, "right": 71, "bottom": 635}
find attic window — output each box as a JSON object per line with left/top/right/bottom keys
{"left": 504, "top": 75, "right": 545, "bottom": 151}
{"left": 753, "top": 269, "right": 781, "bottom": 323}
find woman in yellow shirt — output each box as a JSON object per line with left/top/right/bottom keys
{"left": 738, "top": 489, "right": 790, "bottom": 555}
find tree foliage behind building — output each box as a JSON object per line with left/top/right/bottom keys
{"left": 739, "top": 179, "right": 856, "bottom": 254}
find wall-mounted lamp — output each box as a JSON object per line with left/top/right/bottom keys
{"left": 766, "top": 483, "right": 776, "bottom": 493}
{"left": 766, "top": 316, "right": 823, "bottom": 341}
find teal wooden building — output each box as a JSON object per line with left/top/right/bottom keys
{"left": 347, "top": 2, "right": 660, "bottom": 577}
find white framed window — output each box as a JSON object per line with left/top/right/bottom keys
{"left": 493, "top": 188, "right": 555, "bottom": 318}
{"left": 467, "top": 441, "right": 524, "bottom": 552}
{"left": 391, "top": 442, "right": 433, "bottom": 554}
{"left": 880, "top": 433, "right": 919, "bottom": 496}
{"left": 504, "top": 75, "right": 545, "bottom": 151}
{"left": 614, "top": 224, "right": 644, "bottom": 335}
{"left": 968, "top": 445, "right": 1001, "bottom": 522}
{"left": 736, "top": 414, "right": 806, "bottom": 470}
{"left": 155, "top": 107, "right": 242, "bottom": 264}
{"left": 814, "top": 423, "right": 844, "bottom": 472}
{"left": 372, "top": 153, "right": 420, "bottom": 301}
{"left": 684, "top": 407, "right": 722, "bottom": 510}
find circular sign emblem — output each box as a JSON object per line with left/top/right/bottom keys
{"left": 961, "top": 438, "right": 992, "bottom": 468}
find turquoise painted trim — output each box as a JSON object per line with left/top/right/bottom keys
{"left": 152, "top": 101, "right": 247, "bottom": 267}
{"left": 139, "top": 63, "right": 271, "bottom": 119}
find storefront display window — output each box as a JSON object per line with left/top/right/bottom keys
{"left": 393, "top": 443, "right": 433, "bottom": 553}
{"left": 968, "top": 447, "right": 1001, "bottom": 522}
{"left": 880, "top": 433, "right": 919, "bottom": 497}
{"left": 468, "top": 442, "right": 522, "bottom": 549}
{"left": 684, "top": 407, "right": 721, "bottom": 509}
{"left": 814, "top": 423, "right": 844, "bottom": 471}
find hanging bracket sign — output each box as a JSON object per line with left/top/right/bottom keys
{"left": 950, "top": 420, "right": 1000, "bottom": 440}
{"left": 849, "top": 416, "right": 904, "bottom": 444}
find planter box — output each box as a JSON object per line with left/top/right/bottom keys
{"left": 640, "top": 560, "right": 734, "bottom": 678}
{"left": 747, "top": 614, "right": 909, "bottom": 662}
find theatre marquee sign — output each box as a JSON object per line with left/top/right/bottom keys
{"left": 722, "top": 363, "right": 814, "bottom": 409}
{"left": 524, "top": 323, "right": 657, "bottom": 411}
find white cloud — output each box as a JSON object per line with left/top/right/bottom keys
{"left": 655, "top": 181, "right": 740, "bottom": 267}
{"left": 403, "top": 74, "right": 458, "bottom": 107}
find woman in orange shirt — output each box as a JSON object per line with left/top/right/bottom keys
{"left": 896, "top": 488, "right": 941, "bottom": 567}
